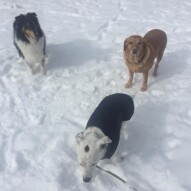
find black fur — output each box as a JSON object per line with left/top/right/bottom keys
{"left": 124, "top": 39, "right": 128, "bottom": 51}
{"left": 13, "top": 12, "right": 46, "bottom": 57}
{"left": 14, "top": 41, "right": 24, "bottom": 58}
{"left": 86, "top": 93, "right": 134, "bottom": 159}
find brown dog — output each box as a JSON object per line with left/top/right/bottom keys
{"left": 123, "top": 29, "right": 167, "bottom": 91}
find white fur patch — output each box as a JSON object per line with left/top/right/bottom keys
{"left": 15, "top": 36, "right": 45, "bottom": 64}
{"left": 76, "top": 127, "right": 111, "bottom": 182}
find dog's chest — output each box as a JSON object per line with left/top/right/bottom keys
{"left": 15, "top": 37, "right": 45, "bottom": 63}
{"left": 126, "top": 56, "right": 153, "bottom": 73}
{"left": 128, "top": 63, "right": 144, "bottom": 73}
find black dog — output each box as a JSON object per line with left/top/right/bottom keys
{"left": 76, "top": 93, "right": 134, "bottom": 182}
{"left": 86, "top": 93, "right": 135, "bottom": 159}
{"left": 13, "top": 12, "right": 46, "bottom": 75}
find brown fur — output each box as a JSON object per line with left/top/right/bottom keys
{"left": 22, "top": 28, "right": 36, "bottom": 39}
{"left": 123, "top": 29, "right": 167, "bottom": 91}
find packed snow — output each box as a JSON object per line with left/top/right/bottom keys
{"left": 0, "top": 0, "right": 191, "bottom": 190}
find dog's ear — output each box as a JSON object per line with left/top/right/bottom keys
{"left": 123, "top": 39, "right": 128, "bottom": 51}
{"left": 96, "top": 136, "right": 112, "bottom": 149}
{"left": 15, "top": 14, "right": 24, "bottom": 21}
{"left": 27, "top": 12, "right": 37, "bottom": 17}
{"left": 76, "top": 132, "right": 84, "bottom": 144}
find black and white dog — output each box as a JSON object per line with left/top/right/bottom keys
{"left": 13, "top": 12, "right": 46, "bottom": 75}
{"left": 76, "top": 93, "right": 134, "bottom": 182}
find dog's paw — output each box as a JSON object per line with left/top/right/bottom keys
{"left": 125, "top": 83, "right": 132, "bottom": 89}
{"left": 140, "top": 86, "right": 147, "bottom": 91}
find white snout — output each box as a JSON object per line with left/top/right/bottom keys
{"left": 83, "top": 165, "right": 96, "bottom": 183}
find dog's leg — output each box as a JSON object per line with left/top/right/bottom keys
{"left": 26, "top": 62, "right": 34, "bottom": 75}
{"left": 125, "top": 69, "right": 134, "bottom": 88}
{"left": 40, "top": 59, "right": 46, "bottom": 75}
{"left": 153, "top": 62, "right": 159, "bottom": 77}
{"left": 111, "top": 149, "right": 125, "bottom": 164}
{"left": 153, "top": 49, "right": 164, "bottom": 77}
{"left": 141, "top": 71, "right": 148, "bottom": 91}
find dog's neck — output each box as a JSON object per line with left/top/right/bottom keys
{"left": 84, "top": 127, "right": 105, "bottom": 138}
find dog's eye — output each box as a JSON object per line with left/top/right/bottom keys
{"left": 137, "top": 42, "right": 142, "bottom": 45}
{"left": 128, "top": 42, "right": 133, "bottom": 45}
{"left": 84, "top": 145, "right": 89, "bottom": 152}
{"left": 25, "top": 23, "right": 30, "bottom": 29}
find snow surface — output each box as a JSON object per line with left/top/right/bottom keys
{"left": 1, "top": 0, "right": 191, "bottom": 190}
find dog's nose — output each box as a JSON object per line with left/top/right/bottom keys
{"left": 83, "top": 177, "right": 91, "bottom": 183}
{"left": 132, "top": 48, "right": 138, "bottom": 54}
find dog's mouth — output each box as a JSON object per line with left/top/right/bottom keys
{"left": 83, "top": 176, "right": 92, "bottom": 183}
{"left": 82, "top": 164, "right": 97, "bottom": 183}
{"left": 23, "top": 28, "right": 37, "bottom": 39}
{"left": 130, "top": 47, "right": 140, "bottom": 56}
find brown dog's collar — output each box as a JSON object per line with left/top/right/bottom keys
{"left": 126, "top": 46, "right": 151, "bottom": 67}
{"left": 138, "top": 46, "right": 151, "bottom": 66}
{"left": 126, "top": 45, "right": 151, "bottom": 67}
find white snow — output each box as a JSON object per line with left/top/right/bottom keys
{"left": 0, "top": 0, "right": 191, "bottom": 190}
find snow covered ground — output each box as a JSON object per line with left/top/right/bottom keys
{"left": 0, "top": 0, "right": 191, "bottom": 190}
